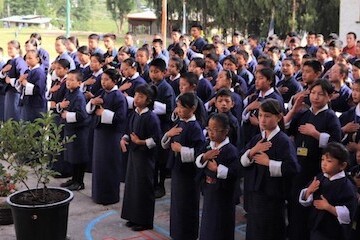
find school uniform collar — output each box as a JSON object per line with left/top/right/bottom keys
{"left": 29, "top": 64, "right": 41, "bottom": 70}
{"left": 258, "top": 87, "right": 274, "bottom": 98}
{"left": 310, "top": 104, "right": 328, "bottom": 115}
{"left": 59, "top": 75, "right": 67, "bottom": 83}
{"left": 12, "top": 54, "right": 20, "bottom": 59}
{"left": 135, "top": 107, "right": 149, "bottom": 115}
{"left": 93, "top": 68, "right": 103, "bottom": 77}
{"left": 209, "top": 137, "right": 230, "bottom": 150}
{"left": 324, "top": 170, "right": 345, "bottom": 181}
{"left": 130, "top": 72, "right": 140, "bottom": 80}
{"left": 261, "top": 125, "right": 280, "bottom": 141}
{"left": 179, "top": 115, "right": 196, "bottom": 122}
{"left": 199, "top": 74, "right": 204, "bottom": 80}
{"left": 80, "top": 62, "right": 90, "bottom": 68}
{"left": 106, "top": 85, "right": 118, "bottom": 92}
{"left": 170, "top": 73, "right": 180, "bottom": 81}
{"left": 356, "top": 104, "right": 360, "bottom": 117}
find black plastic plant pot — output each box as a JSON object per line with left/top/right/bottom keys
{"left": 6, "top": 187, "right": 74, "bottom": 240}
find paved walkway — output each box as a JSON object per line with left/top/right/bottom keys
{"left": 1, "top": 171, "right": 247, "bottom": 240}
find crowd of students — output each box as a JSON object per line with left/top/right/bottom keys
{"left": 0, "top": 25, "right": 359, "bottom": 239}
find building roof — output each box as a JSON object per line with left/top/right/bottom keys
{"left": 127, "top": 11, "right": 157, "bottom": 20}
{"left": 0, "top": 15, "right": 51, "bottom": 24}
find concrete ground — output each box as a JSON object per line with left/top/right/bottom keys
{"left": 1, "top": 171, "right": 247, "bottom": 240}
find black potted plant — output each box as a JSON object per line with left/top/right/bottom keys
{"left": 0, "top": 112, "right": 74, "bottom": 240}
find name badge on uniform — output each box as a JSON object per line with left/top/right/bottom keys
{"left": 297, "top": 147, "right": 308, "bottom": 156}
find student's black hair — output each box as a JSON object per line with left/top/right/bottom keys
{"left": 257, "top": 68, "right": 276, "bottom": 88}
{"left": 88, "top": 33, "right": 100, "bottom": 41}
{"left": 170, "top": 45, "right": 185, "bottom": 58}
{"left": 336, "top": 62, "right": 349, "bottom": 79}
{"left": 208, "top": 112, "right": 230, "bottom": 131}
{"left": 67, "top": 36, "right": 79, "bottom": 48}
{"left": 337, "top": 52, "right": 352, "bottom": 64}
{"left": 56, "top": 59, "right": 71, "bottom": 69}
{"left": 282, "top": 57, "right": 295, "bottom": 65}
{"left": 177, "top": 92, "right": 198, "bottom": 110}
{"left": 123, "top": 57, "right": 138, "bottom": 69}
{"left": 137, "top": 47, "right": 150, "bottom": 58}
{"left": 152, "top": 38, "right": 163, "bottom": 46}
{"left": 135, "top": 84, "right": 157, "bottom": 109}
{"left": 347, "top": 32, "right": 357, "bottom": 40}
{"left": 149, "top": 58, "right": 166, "bottom": 72}
{"left": 248, "top": 34, "right": 259, "bottom": 42}
{"left": 172, "top": 28, "right": 181, "bottom": 34}
{"left": 30, "top": 33, "right": 42, "bottom": 42}
{"left": 308, "top": 31, "right": 316, "bottom": 36}
{"left": 353, "top": 59, "right": 360, "bottom": 70}
{"left": 259, "top": 99, "right": 285, "bottom": 130}
{"left": 78, "top": 45, "right": 90, "bottom": 55}
{"left": 68, "top": 69, "right": 83, "bottom": 82}
{"left": 292, "top": 46, "right": 306, "bottom": 55}
{"left": 169, "top": 56, "right": 183, "bottom": 71}
{"left": 268, "top": 46, "right": 281, "bottom": 54}
{"left": 329, "top": 40, "right": 343, "bottom": 49}
{"left": 258, "top": 58, "right": 275, "bottom": 70}
{"left": 55, "top": 36, "right": 68, "bottom": 45}
{"left": 354, "top": 79, "right": 360, "bottom": 86}
{"left": 322, "top": 142, "right": 349, "bottom": 164}
{"left": 202, "top": 44, "right": 216, "bottom": 53}
{"left": 221, "top": 69, "right": 238, "bottom": 87}
{"left": 205, "top": 53, "right": 219, "bottom": 63}
{"left": 103, "top": 68, "right": 121, "bottom": 83}
{"left": 191, "top": 23, "right": 203, "bottom": 31}
{"left": 309, "top": 78, "right": 334, "bottom": 95}
{"left": 317, "top": 45, "right": 330, "bottom": 54}
{"left": 190, "top": 57, "right": 205, "bottom": 69}
{"left": 223, "top": 55, "right": 238, "bottom": 66}
{"left": 235, "top": 49, "right": 249, "bottom": 62}
{"left": 90, "top": 52, "right": 105, "bottom": 64}
{"left": 303, "top": 60, "right": 323, "bottom": 73}
{"left": 25, "top": 49, "right": 42, "bottom": 64}
{"left": 180, "top": 72, "right": 199, "bottom": 87}
{"left": 0, "top": 47, "right": 3, "bottom": 53}
{"left": 103, "top": 33, "right": 117, "bottom": 40}
{"left": 118, "top": 46, "right": 131, "bottom": 55}
{"left": 215, "top": 88, "right": 233, "bottom": 101}
{"left": 25, "top": 38, "right": 38, "bottom": 48}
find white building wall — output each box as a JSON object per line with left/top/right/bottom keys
{"left": 339, "top": 0, "right": 360, "bottom": 42}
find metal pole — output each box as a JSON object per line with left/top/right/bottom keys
{"left": 66, "top": 0, "right": 71, "bottom": 37}
{"left": 182, "top": 1, "right": 186, "bottom": 34}
{"left": 161, "top": 0, "right": 167, "bottom": 46}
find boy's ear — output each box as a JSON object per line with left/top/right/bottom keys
{"left": 341, "top": 161, "right": 348, "bottom": 171}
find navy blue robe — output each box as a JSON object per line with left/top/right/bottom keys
{"left": 331, "top": 84, "right": 352, "bottom": 113}
{"left": 190, "top": 37, "right": 207, "bottom": 53}
{"left": 166, "top": 76, "right": 181, "bottom": 97}
{"left": 38, "top": 48, "right": 50, "bottom": 75}
{"left": 198, "top": 141, "right": 239, "bottom": 240}
{"left": 91, "top": 88, "right": 127, "bottom": 205}
{"left": 119, "top": 75, "right": 147, "bottom": 97}
{"left": 121, "top": 109, "right": 162, "bottom": 226}
{"left": 167, "top": 120, "right": 205, "bottom": 240}
{"left": 197, "top": 77, "right": 215, "bottom": 103}
{"left": 276, "top": 75, "right": 303, "bottom": 103}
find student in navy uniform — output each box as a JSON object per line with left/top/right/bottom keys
{"left": 228, "top": 31, "right": 242, "bottom": 53}
{"left": 152, "top": 38, "right": 169, "bottom": 63}
{"left": 0, "top": 40, "right": 28, "bottom": 121}
{"left": 329, "top": 63, "right": 352, "bottom": 113}
{"left": 196, "top": 113, "right": 239, "bottom": 240}
{"left": 161, "top": 92, "right": 205, "bottom": 240}
{"left": 149, "top": 58, "right": 176, "bottom": 198}
{"left": 322, "top": 40, "right": 342, "bottom": 77}
{"left": 87, "top": 68, "right": 127, "bottom": 205}
{"left": 76, "top": 46, "right": 92, "bottom": 81}
{"left": 81, "top": 53, "right": 104, "bottom": 101}
{"left": 116, "top": 46, "right": 132, "bottom": 69}
{"left": 276, "top": 57, "right": 303, "bottom": 104}
{"left": 167, "top": 28, "right": 181, "bottom": 51}
{"left": 103, "top": 33, "right": 118, "bottom": 68}
{"left": 124, "top": 32, "right": 138, "bottom": 58}
{"left": 299, "top": 142, "right": 358, "bottom": 240}
{"left": 188, "top": 57, "right": 214, "bottom": 103}
{"left": 88, "top": 33, "right": 104, "bottom": 55}
{"left": 53, "top": 36, "right": 76, "bottom": 71}
{"left": 267, "top": 46, "right": 284, "bottom": 80}
{"left": 136, "top": 47, "right": 151, "bottom": 83}
{"left": 241, "top": 99, "right": 299, "bottom": 240}
{"left": 222, "top": 54, "right": 248, "bottom": 95}
{"left": 30, "top": 33, "right": 50, "bottom": 75}
{"left": 18, "top": 50, "right": 47, "bottom": 122}
{"left": 169, "top": 44, "right": 188, "bottom": 74}
{"left": 350, "top": 150, "right": 360, "bottom": 240}
{"left": 304, "top": 31, "right": 318, "bottom": 57}
{"left": 291, "top": 47, "right": 307, "bottom": 81}
{"left": 204, "top": 53, "right": 220, "bottom": 86}
{"left": 190, "top": 23, "right": 207, "bottom": 53}
{"left": 248, "top": 35, "right": 263, "bottom": 60}
{"left": 242, "top": 68, "right": 284, "bottom": 145}
{"left": 166, "top": 56, "right": 182, "bottom": 97}
{"left": 120, "top": 84, "right": 162, "bottom": 231}
{"left": 66, "top": 36, "right": 80, "bottom": 68}
{"left": 285, "top": 79, "right": 342, "bottom": 240}
{"left": 118, "top": 57, "right": 147, "bottom": 97}
{"left": 57, "top": 70, "right": 89, "bottom": 191}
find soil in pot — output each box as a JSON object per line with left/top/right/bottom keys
{"left": 10, "top": 188, "right": 70, "bottom": 205}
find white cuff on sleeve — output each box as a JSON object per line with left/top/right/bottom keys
{"left": 122, "top": 134, "right": 129, "bottom": 141}
{"left": 240, "top": 149, "right": 254, "bottom": 167}
{"left": 195, "top": 154, "right": 207, "bottom": 168}
{"left": 101, "top": 109, "right": 115, "bottom": 124}
{"left": 161, "top": 133, "right": 171, "bottom": 149}
{"left": 56, "top": 103, "right": 63, "bottom": 113}
{"left": 153, "top": 101, "right": 166, "bottom": 115}
{"left": 86, "top": 101, "right": 96, "bottom": 114}
{"left": 145, "top": 138, "right": 156, "bottom": 149}
{"left": 217, "top": 164, "right": 229, "bottom": 179}
{"left": 126, "top": 96, "right": 134, "bottom": 109}
{"left": 269, "top": 160, "right": 282, "bottom": 177}
{"left": 66, "top": 112, "right": 77, "bottom": 123}
{"left": 180, "top": 146, "right": 195, "bottom": 163}
{"left": 299, "top": 188, "right": 313, "bottom": 207}
{"left": 9, "top": 78, "right": 16, "bottom": 87}
{"left": 335, "top": 206, "right": 351, "bottom": 224}
{"left": 204, "top": 101, "right": 211, "bottom": 112}
{"left": 319, "top": 132, "right": 330, "bottom": 148}
{"left": 242, "top": 108, "right": 251, "bottom": 121}
{"left": 0, "top": 71, "right": 6, "bottom": 78}
{"left": 24, "top": 82, "right": 35, "bottom": 95}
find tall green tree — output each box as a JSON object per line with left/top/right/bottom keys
{"left": 106, "top": 0, "right": 134, "bottom": 33}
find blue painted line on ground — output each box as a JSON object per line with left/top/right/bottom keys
{"left": 84, "top": 210, "right": 118, "bottom": 240}
{"left": 153, "top": 224, "right": 170, "bottom": 238}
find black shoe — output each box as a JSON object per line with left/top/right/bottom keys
{"left": 155, "top": 186, "right": 165, "bottom": 198}
{"left": 125, "top": 221, "right": 136, "bottom": 228}
{"left": 131, "top": 225, "right": 153, "bottom": 231}
{"left": 67, "top": 182, "right": 85, "bottom": 191}
{"left": 60, "top": 179, "right": 74, "bottom": 187}
{"left": 54, "top": 173, "right": 72, "bottom": 179}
